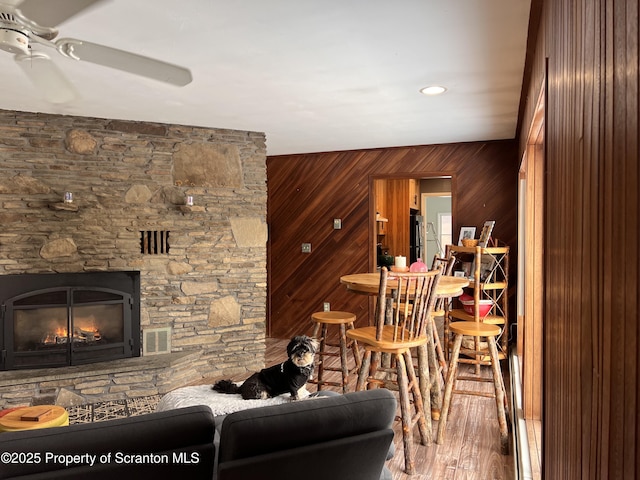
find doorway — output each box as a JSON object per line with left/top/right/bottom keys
{"left": 422, "top": 193, "right": 452, "bottom": 262}
{"left": 372, "top": 176, "right": 451, "bottom": 270}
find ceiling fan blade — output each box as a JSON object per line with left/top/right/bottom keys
{"left": 56, "top": 38, "right": 193, "bottom": 86}
{"left": 15, "top": 52, "right": 78, "bottom": 103}
{"left": 15, "top": 0, "right": 107, "bottom": 28}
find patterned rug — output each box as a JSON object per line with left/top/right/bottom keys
{"left": 67, "top": 395, "right": 161, "bottom": 424}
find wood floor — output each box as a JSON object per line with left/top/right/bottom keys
{"left": 264, "top": 336, "right": 515, "bottom": 480}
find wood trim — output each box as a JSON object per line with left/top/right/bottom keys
{"left": 519, "top": 81, "right": 545, "bottom": 422}
{"left": 522, "top": 140, "right": 544, "bottom": 421}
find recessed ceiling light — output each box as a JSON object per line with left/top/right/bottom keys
{"left": 420, "top": 85, "right": 447, "bottom": 96}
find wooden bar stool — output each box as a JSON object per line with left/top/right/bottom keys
{"left": 310, "top": 311, "right": 361, "bottom": 393}
{"left": 436, "top": 321, "right": 509, "bottom": 454}
{"left": 347, "top": 269, "right": 441, "bottom": 475}
{"left": 430, "top": 255, "right": 456, "bottom": 376}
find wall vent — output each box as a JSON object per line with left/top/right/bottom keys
{"left": 140, "top": 230, "right": 170, "bottom": 254}
{"left": 143, "top": 327, "right": 171, "bottom": 356}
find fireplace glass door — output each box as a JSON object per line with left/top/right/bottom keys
{"left": 6, "top": 287, "right": 132, "bottom": 369}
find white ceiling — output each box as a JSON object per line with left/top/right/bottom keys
{"left": 0, "top": 0, "right": 531, "bottom": 156}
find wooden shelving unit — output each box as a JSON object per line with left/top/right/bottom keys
{"left": 444, "top": 244, "right": 510, "bottom": 365}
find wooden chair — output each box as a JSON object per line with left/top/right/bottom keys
{"left": 431, "top": 254, "right": 455, "bottom": 320}
{"left": 430, "top": 255, "right": 456, "bottom": 378}
{"left": 309, "top": 311, "right": 361, "bottom": 393}
{"left": 436, "top": 321, "right": 509, "bottom": 454}
{"left": 346, "top": 267, "right": 441, "bottom": 475}
{"left": 431, "top": 254, "right": 455, "bottom": 275}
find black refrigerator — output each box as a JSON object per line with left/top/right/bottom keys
{"left": 409, "top": 214, "right": 424, "bottom": 264}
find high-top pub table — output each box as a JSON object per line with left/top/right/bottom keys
{"left": 340, "top": 272, "right": 468, "bottom": 298}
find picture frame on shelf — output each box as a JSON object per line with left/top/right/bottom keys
{"left": 458, "top": 226, "right": 476, "bottom": 246}
{"left": 470, "top": 254, "right": 497, "bottom": 282}
{"left": 480, "top": 255, "right": 497, "bottom": 282}
{"left": 478, "top": 220, "right": 495, "bottom": 247}
{"left": 461, "top": 261, "right": 472, "bottom": 278}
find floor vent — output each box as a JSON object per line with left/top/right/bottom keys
{"left": 140, "top": 230, "right": 170, "bottom": 254}
{"left": 143, "top": 327, "right": 171, "bottom": 356}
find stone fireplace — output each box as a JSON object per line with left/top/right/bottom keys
{"left": 0, "top": 110, "right": 267, "bottom": 408}
{"left": 1, "top": 271, "right": 141, "bottom": 371}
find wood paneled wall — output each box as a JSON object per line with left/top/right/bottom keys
{"left": 519, "top": 0, "right": 639, "bottom": 477}
{"left": 267, "top": 141, "right": 518, "bottom": 339}
{"left": 382, "top": 179, "right": 411, "bottom": 259}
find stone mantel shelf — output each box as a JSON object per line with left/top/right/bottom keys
{"left": 49, "top": 202, "right": 79, "bottom": 212}
{"left": 178, "top": 205, "right": 206, "bottom": 213}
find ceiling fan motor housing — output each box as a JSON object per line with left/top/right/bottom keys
{"left": 0, "top": 26, "right": 29, "bottom": 54}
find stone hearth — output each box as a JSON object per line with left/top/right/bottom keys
{"left": 0, "top": 352, "right": 200, "bottom": 409}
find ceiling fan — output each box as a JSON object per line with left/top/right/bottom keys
{"left": 0, "top": 0, "right": 192, "bottom": 103}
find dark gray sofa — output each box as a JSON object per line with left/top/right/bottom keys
{"left": 217, "top": 389, "right": 396, "bottom": 480}
{"left": 0, "top": 405, "right": 216, "bottom": 480}
{"left": 0, "top": 389, "right": 396, "bottom": 480}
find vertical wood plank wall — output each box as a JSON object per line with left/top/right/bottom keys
{"left": 267, "top": 141, "right": 518, "bottom": 340}
{"left": 518, "top": 0, "right": 639, "bottom": 477}
{"left": 383, "top": 179, "right": 411, "bottom": 260}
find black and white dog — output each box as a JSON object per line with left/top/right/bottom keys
{"left": 212, "top": 335, "right": 319, "bottom": 400}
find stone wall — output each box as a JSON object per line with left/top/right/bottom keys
{"left": 0, "top": 110, "right": 268, "bottom": 405}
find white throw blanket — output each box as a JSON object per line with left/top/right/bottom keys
{"left": 156, "top": 384, "right": 312, "bottom": 416}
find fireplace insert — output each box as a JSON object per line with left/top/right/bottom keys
{"left": 1, "top": 272, "right": 141, "bottom": 371}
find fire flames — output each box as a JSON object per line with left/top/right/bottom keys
{"left": 41, "top": 322, "right": 102, "bottom": 345}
